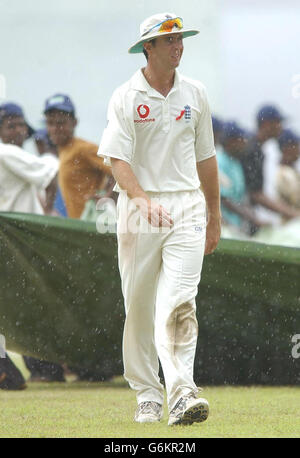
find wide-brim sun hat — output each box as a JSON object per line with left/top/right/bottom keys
{"left": 128, "top": 12, "right": 199, "bottom": 54}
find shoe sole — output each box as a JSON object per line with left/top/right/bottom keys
{"left": 134, "top": 416, "right": 162, "bottom": 423}
{"left": 134, "top": 412, "right": 163, "bottom": 423}
{"left": 170, "top": 398, "right": 209, "bottom": 426}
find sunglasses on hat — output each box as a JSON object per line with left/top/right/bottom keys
{"left": 142, "top": 17, "right": 183, "bottom": 37}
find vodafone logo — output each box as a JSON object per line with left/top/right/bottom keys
{"left": 137, "top": 104, "right": 150, "bottom": 119}
{"left": 135, "top": 104, "right": 155, "bottom": 124}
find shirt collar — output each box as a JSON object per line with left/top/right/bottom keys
{"left": 130, "top": 68, "right": 182, "bottom": 98}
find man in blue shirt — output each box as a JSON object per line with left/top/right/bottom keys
{"left": 217, "top": 121, "right": 266, "bottom": 232}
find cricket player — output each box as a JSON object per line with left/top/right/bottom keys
{"left": 98, "top": 12, "right": 221, "bottom": 426}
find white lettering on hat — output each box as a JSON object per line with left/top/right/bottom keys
{"left": 49, "top": 95, "right": 66, "bottom": 105}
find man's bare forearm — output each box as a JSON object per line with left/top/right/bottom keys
{"left": 221, "top": 197, "right": 264, "bottom": 226}
{"left": 251, "top": 191, "right": 300, "bottom": 219}
{"left": 44, "top": 176, "right": 58, "bottom": 214}
{"left": 111, "top": 158, "right": 149, "bottom": 202}
{"left": 196, "top": 155, "right": 221, "bottom": 254}
{"left": 110, "top": 158, "right": 173, "bottom": 227}
{"left": 196, "top": 156, "right": 221, "bottom": 219}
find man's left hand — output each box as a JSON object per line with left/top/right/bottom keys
{"left": 205, "top": 214, "right": 221, "bottom": 255}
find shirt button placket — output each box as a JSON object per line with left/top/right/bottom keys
{"left": 162, "top": 100, "right": 170, "bottom": 133}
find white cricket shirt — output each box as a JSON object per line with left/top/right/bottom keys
{"left": 98, "top": 69, "right": 216, "bottom": 192}
{"left": 0, "top": 143, "right": 58, "bottom": 214}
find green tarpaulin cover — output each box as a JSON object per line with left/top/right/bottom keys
{"left": 0, "top": 212, "right": 299, "bottom": 384}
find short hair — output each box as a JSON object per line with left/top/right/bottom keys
{"left": 143, "top": 48, "right": 148, "bottom": 61}
{"left": 143, "top": 39, "right": 156, "bottom": 61}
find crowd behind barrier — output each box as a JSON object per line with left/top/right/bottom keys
{"left": 0, "top": 95, "right": 299, "bottom": 243}
{"left": 212, "top": 106, "right": 300, "bottom": 246}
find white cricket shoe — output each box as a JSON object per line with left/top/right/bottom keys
{"left": 168, "top": 393, "right": 209, "bottom": 426}
{"left": 134, "top": 401, "right": 163, "bottom": 423}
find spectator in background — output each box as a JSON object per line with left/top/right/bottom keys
{"left": 217, "top": 121, "right": 266, "bottom": 233}
{"left": 0, "top": 102, "right": 34, "bottom": 148}
{"left": 33, "top": 128, "right": 68, "bottom": 218}
{"left": 0, "top": 103, "right": 57, "bottom": 214}
{"left": 241, "top": 105, "right": 300, "bottom": 232}
{"left": 44, "top": 93, "right": 115, "bottom": 219}
{"left": 33, "top": 128, "right": 57, "bottom": 156}
{"left": 276, "top": 129, "right": 300, "bottom": 213}
{"left": 0, "top": 142, "right": 58, "bottom": 215}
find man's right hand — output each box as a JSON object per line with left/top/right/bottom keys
{"left": 111, "top": 158, "right": 173, "bottom": 227}
{"left": 139, "top": 199, "right": 174, "bottom": 228}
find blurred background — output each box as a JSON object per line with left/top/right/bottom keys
{"left": 0, "top": 0, "right": 299, "bottom": 143}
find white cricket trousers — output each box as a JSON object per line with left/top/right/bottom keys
{"left": 117, "top": 189, "right": 206, "bottom": 411}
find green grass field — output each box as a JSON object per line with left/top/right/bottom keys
{"left": 0, "top": 376, "right": 299, "bottom": 438}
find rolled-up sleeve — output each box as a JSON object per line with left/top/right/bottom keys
{"left": 97, "top": 89, "right": 133, "bottom": 167}
{"left": 195, "top": 87, "right": 216, "bottom": 163}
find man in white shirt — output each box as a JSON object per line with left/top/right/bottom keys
{"left": 0, "top": 143, "right": 58, "bottom": 214}
{"left": 98, "top": 12, "right": 221, "bottom": 426}
{"left": 0, "top": 102, "right": 59, "bottom": 214}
